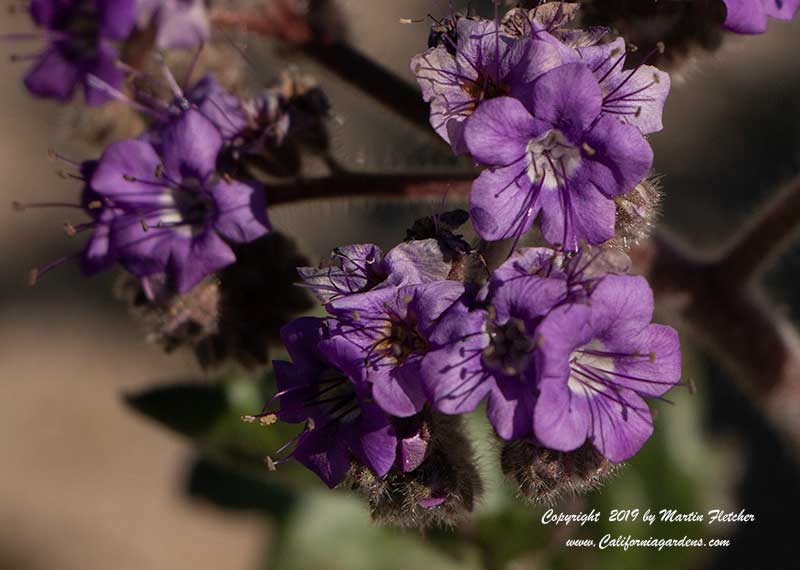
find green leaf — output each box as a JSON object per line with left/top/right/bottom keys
{"left": 186, "top": 454, "right": 297, "bottom": 521}
{"left": 124, "top": 381, "right": 228, "bottom": 438}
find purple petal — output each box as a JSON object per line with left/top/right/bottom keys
{"left": 160, "top": 110, "right": 222, "bottom": 181}
{"left": 422, "top": 343, "right": 493, "bottom": 415}
{"left": 580, "top": 115, "right": 653, "bottom": 198}
{"left": 589, "top": 389, "right": 654, "bottom": 462}
{"left": 602, "top": 63, "right": 670, "bottom": 135}
{"left": 491, "top": 274, "right": 568, "bottom": 325}
{"left": 371, "top": 361, "right": 427, "bottom": 418}
{"left": 399, "top": 432, "right": 428, "bottom": 472}
{"left": 534, "top": 375, "right": 592, "bottom": 452}
{"left": 486, "top": 379, "right": 534, "bottom": 440}
{"left": 464, "top": 97, "right": 535, "bottom": 166}
{"left": 80, "top": 210, "right": 117, "bottom": 275}
{"left": 589, "top": 275, "right": 655, "bottom": 342}
{"left": 520, "top": 62, "right": 602, "bottom": 140}
{"left": 210, "top": 179, "right": 271, "bottom": 243}
{"left": 723, "top": 0, "right": 768, "bottom": 33}
{"left": 82, "top": 43, "right": 125, "bottom": 106}
{"left": 110, "top": 216, "right": 174, "bottom": 277}
{"left": 154, "top": 0, "right": 210, "bottom": 49}
{"left": 538, "top": 180, "right": 617, "bottom": 249}
{"left": 470, "top": 160, "right": 539, "bottom": 241}
{"left": 294, "top": 424, "right": 351, "bottom": 488}
{"left": 187, "top": 74, "right": 248, "bottom": 140}
{"left": 611, "top": 324, "right": 682, "bottom": 398}
{"left": 91, "top": 139, "right": 165, "bottom": 204}
{"left": 97, "top": 0, "right": 137, "bottom": 40}
{"left": 765, "top": 0, "right": 800, "bottom": 20}
{"left": 506, "top": 38, "right": 565, "bottom": 94}
{"left": 279, "top": 317, "right": 326, "bottom": 370}
{"left": 23, "top": 46, "right": 79, "bottom": 102}
{"left": 168, "top": 229, "right": 236, "bottom": 292}
{"left": 353, "top": 402, "right": 397, "bottom": 477}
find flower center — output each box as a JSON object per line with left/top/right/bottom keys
{"left": 383, "top": 315, "right": 427, "bottom": 363}
{"left": 462, "top": 73, "right": 509, "bottom": 113}
{"left": 525, "top": 129, "right": 582, "bottom": 190}
{"left": 482, "top": 317, "right": 535, "bottom": 376}
{"left": 568, "top": 340, "right": 615, "bottom": 395}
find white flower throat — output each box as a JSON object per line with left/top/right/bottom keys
{"left": 525, "top": 129, "right": 582, "bottom": 190}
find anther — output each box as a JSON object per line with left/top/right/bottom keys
{"left": 582, "top": 142, "right": 596, "bottom": 156}
{"left": 265, "top": 456, "right": 277, "bottom": 471}
{"left": 648, "top": 351, "right": 657, "bottom": 363}
{"left": 87, "top": 200, "right": 102, "bottom": 210}
{"left": 123, "top": 174, "right": 136, "bottom": 182}
{"left": 656, "top": 41, "right": 666, "bottom": 54}
{"left": 28, "top": 268, "right": 39, "bottom": 287}
{"left": 63, "top": 222, "right": 77, "bottom": 237}
{"left": 140, "top": 219, "right": 149, "bottom": 232}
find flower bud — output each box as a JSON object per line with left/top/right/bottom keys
{"left": 348, "top": 411, "right": 483, "bottom": 528}
{"left": 501, "top": 439, "right": 618, "bottom": 505}
{"left": 610, "top": 177, "right": 662, "bottom": 250}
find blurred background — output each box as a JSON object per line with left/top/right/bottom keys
{"left": 2, "top": 1, "right": 800, "bottom": 569}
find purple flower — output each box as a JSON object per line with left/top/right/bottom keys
{"left": 23, "top": 0, "right": 136, "bottom": 105}
{"left": 533, "top": 274, "right": 681, "bottom": 462}
{"left": 420, "top": 253, "right": 568, "bottom": 439}
{"left": 137, "top": 0, "right": 209, "bottom": 49}
{"left": 411, "top": 18, "right": 563, "bottom": 154}
{"left": 266, "top": 317, "right": 398, "bottom": 488}
{"left": 722, "top": 0, "right": 800, "bottom": 34}
{"left": 87, "top": 109, "right": 270, "bottom": 292}
{"left": 321, "top": 281, "right": 465, "bottom": 418}
{"left": 464, "top": 62, "right": 653, "bottom": 248}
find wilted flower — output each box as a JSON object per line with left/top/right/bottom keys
{"left": 298, "top": 239, "right": 452, "bottom": 303}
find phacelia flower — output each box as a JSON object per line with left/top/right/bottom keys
{"left": 86, "top": 109, "right": 270, "bottom": 292}
{"left": 22, "top": 0, "right": 136, "bottom": 105}
{"left": 137, "top": 0, "right": 209, "bottom": 49}
{"left": 298, "top": 239, "right": 452, "bottom": 303}
{"left": 465, "top": 62, "right": 653, "bottom": 248}
{"left": 420, "top": 251, "right": 568, "bottom": 439}
{"left": 411, "top": 17, "right": 563, "bottom": 154}
{"left": 264, "top": 318, "right": 399, "bottom": 488}
{"left": 533, "top": 274, "right": 681, "bottom": 462}
{"left": 722, "top": 0, "right": 800, "bottom": 34}
{"left": 322, "top": 281, "right": 466, "bottom": 418}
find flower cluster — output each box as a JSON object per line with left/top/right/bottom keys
{"left": 20, "top": 0, "right": 796, "bottom": 529}
{"left": 243, "top": 3, "right": 684, "bottom": 522}
{"left": 411, "top": 4, "right": 667, "bottom": 250}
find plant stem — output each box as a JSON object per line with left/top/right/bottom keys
{"left": 267, "top": 173, "right": 473, "bottom": 206}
